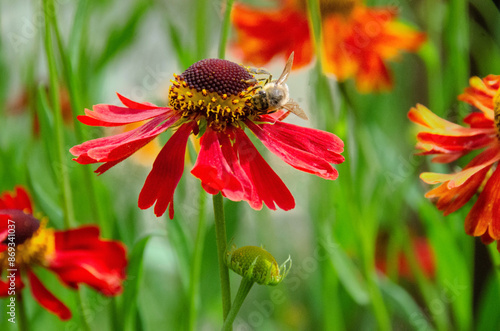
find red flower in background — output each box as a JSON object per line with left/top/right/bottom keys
{"left": 232, "top": 0, "right": 425, "bottom": 92}
{"left": 408, "top": 75, "right": 500, "bottom": 250}
{"left": 0, "top": 187, "right": 127, "bottom": 320}
{"left": 376, "top": 236, "right": 435, "bottom": 280}
{"left": 70, "top": 57, "right": 344, "bottom": 219}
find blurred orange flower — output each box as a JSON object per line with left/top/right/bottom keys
{"left": 232, "top": 0, "right": 425, "bottom": 92}
{"left": 408, "top": 75, "right": 500, "bottom": 250}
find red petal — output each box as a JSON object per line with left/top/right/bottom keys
{"left": 218, "top": 132, "right": 260, "bottom": 207}
{"left": 48, "top": 226, "right": 127, "bottom": 296}
{"left": 78, "top": 102, "right": 173, "bottom": 127}
{"left": 117, "top": 93, "right": 158, "bottom": 110}
{"left": 234, "top": 129, "right": 295, "bottom": 211}
{"left": 28, "top": 270, "right": 72, "bottom": 320}
{"left": 465, "top": 167, "right": 500, "bottom": 239}
{"left": 0, "top": 186, "right": 33, "bottom": 214}
{"left": 138, "top": 123, "right": 194, "bottom": 218}
{"left": 191, "top": 129, "right": 245, "bottom": 201}
{"left": 247, "top": 120, "right": 344, "bottom": 180}
{"left": 416, "top": 132, "right": 493, "bottom": 153}
{"left": 463, "top": 112, "right": 495, "bottom": 128}
{"left": 71, "top": 115, "right": 179, "bottom": 174}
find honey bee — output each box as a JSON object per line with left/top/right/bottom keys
{"left": 244, "top": 52, "right": 308, "bottom": 120}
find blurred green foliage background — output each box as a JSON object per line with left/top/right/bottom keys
{"left": 1, "top": 0, "right": 500, "bottom": 330}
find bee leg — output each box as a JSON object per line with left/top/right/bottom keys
{"left": 245, "top": 67, "right": 272, "bottom": 76}
{"left": 242, "top": 77, "right": 259, "bottom": 85}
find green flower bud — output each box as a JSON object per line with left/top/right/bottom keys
{"left": 226, "top": 245, "right": 291, "bottom": 285}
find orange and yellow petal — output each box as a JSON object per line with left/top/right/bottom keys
{"left": 464, "top": 166, "right": 500, "bottom": 240}
{"left": 322, "top": 5, "right": 425, "bottom": 92}
{"left": 231, "top": 2, "right": 313, "bottom": 68}
{"left": 458, "top": 75, "right": 500, "bottom": 120}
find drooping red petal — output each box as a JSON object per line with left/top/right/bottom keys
{"left": 233, "top": 129, "right": 295, "bottom": 211}
{"left": 465, "top": 167, "right": 500, "bottom": 239}
{"left": 0, "top": 186, "right": 33, "bottom": 214}
{"left": 117, "top": 93, "right": 158, "bottom": 110}
{"left": 48, "top": 226, "right": 127, "bottom": 296}
{"left": 247, "top": 120, "right": 344, "bottom": 180}
{"left": 71, "top": 115, "right": 180, "bottom": 174}
{"left": 138, "top": 123, "right": 194, "bottom": 218}
{"left": 77, "top": 98, "right": 173, "bottom": 127}
{"left": 191, "top": 129, "right": 245, "bottom": 201}
{"left": 28, "top": 270, "right": 72, "bottom": 320}
{"left": 218, "top": 131, "right": 258, "bottom": 208}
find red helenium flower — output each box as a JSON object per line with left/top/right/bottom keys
{"left": 70, "top": 58, "right": 344, "bottom": 219}
{"left": 408, "top": 75, "right": 500, "bottom": 251}
{"left": 0, "top": 187, "right": 127, "bottom": 320}
{"left": 231, "top": 0, "right": 425, "bottom": 92}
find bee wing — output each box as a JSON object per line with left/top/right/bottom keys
{"left": 276, "top": 52, "right": 294, "bottom": 85}
{"left": 283, "top": 99, "right": 308, "bottom": 120}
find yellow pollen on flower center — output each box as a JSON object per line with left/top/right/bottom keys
{"left": 0, "top": 219, "right": 55, "bottom": 270}
{"left": 168, "top": 74, "right": 257, "bottom": 132}
{"left": 494, "top": 88, "right": 500, "bottom": 137}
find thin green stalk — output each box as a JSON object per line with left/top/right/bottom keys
{"left": 43, "top": 0, "right": 75, "bottom": 229}
{"left": 16, "top": 293, "right": 29, "bottom": 331}
{"left": 222, "top": 278, "right": 254, "bottom": 331}
{"left": 188, "top": 189, "right": 207, "bottom": 331}
{"left": 488, "top": 244, "right": 500, "bottom": 297}
{"left": 43, "top": 1, "right": 90, "bottom": 330}
{"left": 212, "top": 192, "right": 232, "bottom": 323}
{"left": 49, "top": 0, "right": 104, "bottom": 228}
{"left": 195, "top": 0, "right": 208, "bottom": 61}
{"left": 217, "top": 0, "right": 235, "bottom": 59}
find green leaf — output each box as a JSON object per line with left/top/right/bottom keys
{"left": 119, "top": 235, "right": 152, "bottom": 331}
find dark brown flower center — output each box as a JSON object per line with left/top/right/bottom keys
{"left": 169, "top": 59, "right": 259, "bottom": 132}
{"left": 1, "top": 210, "right": 40, "bottom": 245}
{"left": 181, "top": 59, "right": 253, "bottom": 96}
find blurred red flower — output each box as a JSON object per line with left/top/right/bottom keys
{"left": 231, "top": 0, "right": 425, "bottom": 92}
{"left": 70, "top": 58, "right": 344, "bottom": 218}
{"left": 0, "top": 187, "right": 127, "bottom": 320}
{"left": 408, "top": 75, "right": 500, "bottom": 251}
{"left": 376, "top": 236, "right": 435, "bottom": 280}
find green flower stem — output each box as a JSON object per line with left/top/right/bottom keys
{"left": 42, "top": 0, "right": 75, "bottom": 229}
{"left": 43, "top": 1, "right": 90, "bottom": 330}
{"left": 488, "top": 244, "right": 500, "bottom": 297}
{"left": 212, "top": 193, "right": 232, "bottom": 322}
{"left": 222, "top": 277, "right": 254, "bottom": 331}
{"left": 188, "top": 189, "right": 207, "bottom": 331}
{"left": 16, "top": 293, "right": 29, "bottom": 331}
{"left": 49, "top": 4, "right": 103, "bottom": 228}
{"left": 217, "top": 0, "right": 235, "bottom": 59}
